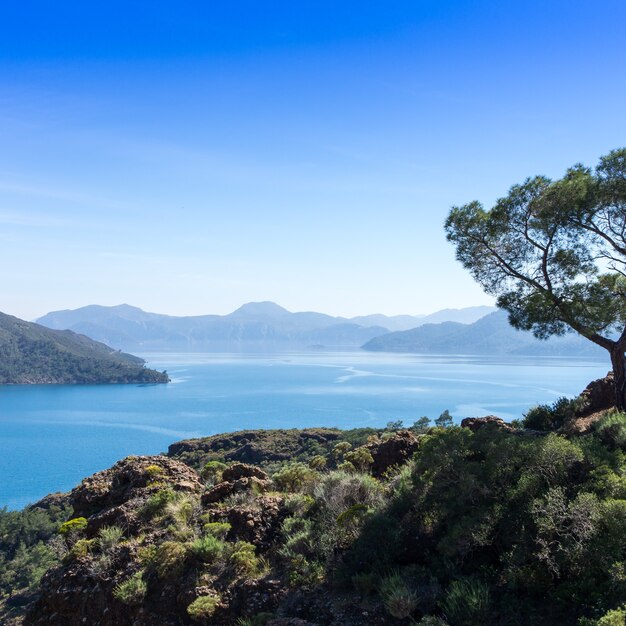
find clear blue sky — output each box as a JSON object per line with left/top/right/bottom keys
{"left": 1, "top": 1, "right": 625, "bottom": 319}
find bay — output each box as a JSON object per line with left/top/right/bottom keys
{"left": 0, "top": 351, "right": 608, "bottom": 509}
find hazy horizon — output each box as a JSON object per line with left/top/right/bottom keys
{"left": 1, "top": 1, "right": 625, "bottom": 320}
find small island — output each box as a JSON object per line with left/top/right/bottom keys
{"left": 0, "top": 311, "right": 169, "bottom": 385}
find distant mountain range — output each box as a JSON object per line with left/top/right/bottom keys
{"left": 0, "top": 312, "right": 169, "bottom": 384}
{"left": 362, "top": 310, "right": 604, "bottom": 356}
{"left": 36, "top": 302, "right": 496, "bottom": 352}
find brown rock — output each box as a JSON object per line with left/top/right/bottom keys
{"left": 461, "top": 415, "right": 514, "bottom": 432}
{"left": 578, "top": 372, "right": 615, "bottom": 415}
{"left": 70, "top": 455, "right": 203, "bottom": 519}
{"left": 364, "top": 430, "right": 420, "bottom": 477}
{"left": 222, "top": 462, "right": 270, "bottom": 482}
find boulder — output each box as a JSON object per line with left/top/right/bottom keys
{"left": 365, "top": 430, "right": 420, "bottom": 477}
{"left": 461, "top": 416, "right": 514, "bottom": 432}
{"left": 578, "top": 372, "right": 615, "bottom": 415}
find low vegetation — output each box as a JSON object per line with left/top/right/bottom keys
{"left": 3, "top": 393, "right": 626, "bottom": 624}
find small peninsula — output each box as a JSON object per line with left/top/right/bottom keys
{"left": 0, "top": 311, "right": 169, "bottom": 384}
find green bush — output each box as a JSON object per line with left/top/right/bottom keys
{"left": 273, "top": 462, "right": 317, "bottom": 492}
{"left": 203, "top": 521, "right": 231, "bottom": 539}
{"left": 113, "top": 571, "right": 147, "bottom": 605}
{"left": 190, "top": 534, "right": 225, "bottom": 563}
{"left": 523, "top": 396, "right": 587, "bottom": 430}
{"left": 69, "top": 538, "right": 96, "bottom": 559}
{"left": 201, "top": 460, "right": 228, "bottom": 483}
{"left": 153, "top": 541, "right": 189, "bottom": 578}
{"left": 58, "top": 517, "right": 88, "bottom": 536}
{"left": 97, "top": 525, "right": 124, "bottom": 553}
{"left": 141, "top": 488, "right": 177, "bottom": 518}
{"left": 595, "top": 413, "right": 626, "bottom": 450}
{"left": 379, "top": 571, "right": 418, "bottom": 619}
{"left": 440, "top": 578, "right": 490, "bottom": 625}
{"left": 187, "top": 594, "right": 220, "bottom": 622}
{"left": 229, "top": 541, "right": 262, "bottom": 576}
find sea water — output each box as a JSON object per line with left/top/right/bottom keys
{"left": 0, "top": 351, "right": 608, "bottom": 509}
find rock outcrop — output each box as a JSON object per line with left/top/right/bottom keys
{"left": 578, "top": 372, "right": 615, "bottom": 415}
{"left": 461, "top": 415, "right": 515, "bottom": 432}
{"left": 364, "top": 430, "right": 420, "bottom": 477}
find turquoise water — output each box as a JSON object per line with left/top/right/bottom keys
{"left": 0, "top": 352, "right": 608, "bottom": 509}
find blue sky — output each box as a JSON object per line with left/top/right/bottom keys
{"left": 1, "top": 1, "right": 625, "bottom": 319}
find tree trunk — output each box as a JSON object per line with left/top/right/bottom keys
{"left": 610, "top": 345, "right": 626, "bottom": 412}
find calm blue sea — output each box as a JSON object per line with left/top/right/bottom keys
{"left": 0, "top": 352, "right": 608, "bottom": 510}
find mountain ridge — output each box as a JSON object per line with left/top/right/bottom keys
{"left": 36, "top": 302, "right": 496, "bottom": 352}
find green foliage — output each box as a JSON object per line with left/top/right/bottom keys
{"left": 202, "top": 521, "right": 231, "bottom": 539}
{"left": 595, "top": 413, "right": 626, "bottom": 450}
{"left": 228, "top": 541, "right": 263, "bottom": 576}
{"left": 0, "top": 311, "right": 168, "bottom": 384}
{"left": 523, "top": 396, "right": 587, "bottom": 430}
{"left": 200, "top": 460, "right": 227, "bottom": 483}
{"left": 435, "top": 409, "right": 453, "bottom": 428}
{"left": 344, "top": 448, "right": 374, "bottom": 471}
{"left": 152, "top": 541, "right": 189, "bottom": 578}
{"left": 69, "top": 538, "right": 96, "bottom": 559}
{"left": 58, "top": 517, "right": 88, "bottom": 536}
{"left": 187, "top": 594, "right": 220, "bottom": 622}
{"left": 272, "top": 462, "right": 317, "bottom": 492}
{"left": 190, "top": 534, "right": 225, "bottom": 563}
{"left": 113, "top": 571, "right": 147, "bottom": 605}
{"left": 308, "top": 455, "right": 327, "bottom": 470}
{"left": 144, "top": 464, "right": 165, "bottom": 478}
{"left": 445, "top": 149, "right": 626, "bottom": 409}
{"left": 440, "top": 578, "right": 490, "bottom": 625}
{"left": 379, "top": 571, "right": 418, "bottom": 619}
{"left": 386, "top": 420, "right": 404, "bottom": 431}
{"left": 413, "top": 416, "right": 431, "bottom": 432}
{"left": 141, "top": 488, "right": 177, "bottom": 519}
{"left": 97, "top": 525, "right": 124, "bottom": 553}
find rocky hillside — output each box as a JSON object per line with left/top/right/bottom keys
{"left": 1, "top": 374, "right": 625, "bottom": 626}
{"left": 0, "top": 311, "right": 169, "bottom": 384}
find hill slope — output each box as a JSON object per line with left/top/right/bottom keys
{"left": 363, "top": 310, "right": 604, "bottom": 356}
{"left": 0, "top": 311, "right": 169, "bottom": 384}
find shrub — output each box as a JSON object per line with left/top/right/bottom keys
{"left": 352, "top": 571, "right": 377, "bottom": 595}
{"left": 203, "top": 521, "right": 231, "bottom": 539}
{"left": 379, "top": 571, "right": 418, "bottom": 619}
{"left": 273, "top": 463, "right": 317, "bottom": 492}
{"left": 332, "top": 441, "right": 352, "bottom": 461}
{"left": 595, "top": 413, "right": 626, "bottom": 451}
{"left": 344, "top": 448, "right": 374, "bottom": 472}
{"left": 308, "top": 455, "right": 327, "bottom": 470}
{"left": 97, "top": 525, "right": 124, "bottom": 553}
{"left": 187, "top": 594, "right": 220, "bottom": 622}
{"left": 164, "top": 495, "right": 196, "bottom": 527}
{"left": 144, "top": 464, "right": 165, "bottom": 479}
{"left": 113, "top": 571, "right": 147, "bottom": 605}
{"left": 229, "top": 541, "right": 262, "bottom": 576}
{"left": 141, "top": 488, "right": 177, "bottom": 518}
{"left": 68, "top": 538, "right": 96, "bottom": 559}
{"left": 237, "top": 613, "right": 274, "bottom": 626}
{"left": 190, "top": 534, "right": 225, "bottom": 563}
{"left": 440, "top": 578, "right": 490, "bottom": 626}
{"left": 523, "top": 396, "right": 587, "bottom": 431}
{"left": 201, "top": 461, "right": 228, "bottom": 483}
{"left": 58, "top": 517, "right": 88, "bottom": 536}
{"left": 153, "top": 541, "right": 189, "bottom": 578}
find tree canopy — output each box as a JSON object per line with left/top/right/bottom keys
{"left": 445, "top": 148, "right": 626, "bottom": 409}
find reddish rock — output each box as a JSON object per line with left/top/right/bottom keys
{"left": 578, "top": 372, "right": 615, "bottom": 415}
